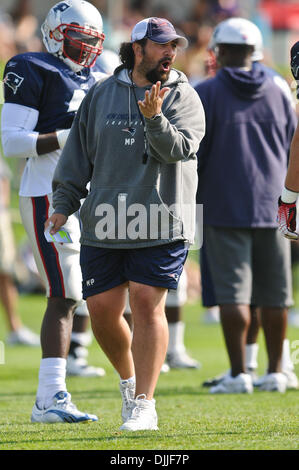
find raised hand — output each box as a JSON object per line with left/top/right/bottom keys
{"left": 138, "top": 81, "right": 170, "bottom": 119}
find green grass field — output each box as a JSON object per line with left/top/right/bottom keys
{"left": 0, "top": 294, "right": 298, "bottom": 451}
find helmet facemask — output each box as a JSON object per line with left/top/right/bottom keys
{"left": 52, "top": 23, "right": 105, "bottom": 71}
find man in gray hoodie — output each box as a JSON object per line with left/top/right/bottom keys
{"left": 46, "top": 17, "right": 205, "bottom": 431}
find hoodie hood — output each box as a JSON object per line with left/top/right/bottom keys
{"left": 218, "top": 65, "right": 267, "bottom": 100}
{"left": 113, "top": 64, "right": 188, "bottom": 88}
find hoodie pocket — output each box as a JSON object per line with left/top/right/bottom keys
{"left": 79, "top": 186, "right": 183, "bottom": 244}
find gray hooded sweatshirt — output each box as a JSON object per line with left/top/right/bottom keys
{"left": 52, "top": 66, "right": 205, "bottom": 248}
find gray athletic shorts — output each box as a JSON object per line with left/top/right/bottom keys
{"left": 203, "top": 225, "right": 293, "bottom": 307}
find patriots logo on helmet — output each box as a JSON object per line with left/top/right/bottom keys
{"left": 3, "top": 72, "right": 24, "bottom": 94}
{"left": 53, "top": 2, "right": 71, "bottom": 14}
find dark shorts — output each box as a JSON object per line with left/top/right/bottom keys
{"left": 203, "top": 226, "right": 293, "bottom": 308}
{"left": 199, "top": 243, "right": 217, "bottom": 307}
{"left": 80, "top": 241, "right": 189, "bottom": 299}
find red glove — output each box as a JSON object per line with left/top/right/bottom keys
{"left": 277, "top": 197, "right": 298, "bottom": 240}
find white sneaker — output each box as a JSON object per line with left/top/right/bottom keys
{"left": 67, "top": 346, "right": 105, "bottom": 377}
{"left": 160, "top": 363, "right": 170, "bottom": 373}
{"left": 119, "top": 394, "right": 158, "bottom": 431}
{"left": 257, "top": 373, "right": 288, "bottom": 393}
{"left": 203, "top": 368, "right": 257, "bottom": 388}
{"left": 288, "top": 309, "right": 299, "bottom": 327}
{"left": 119, "top": 379, "right": 135, "bottom": 422}
{"left": 254, "top": 370, "right": 298, "bottom": 390}
{"left": 210, "top": 373, "right": 253, "bottom": 394}
{"left": 282, "top": 370, "right": 299, "bottom": 389}
{"left": 6, "top": 327, "right": 40, "bottom": 347}
{"left": 31, "top": 391, "right": 98, "bottom": 423}
{"left": 166, "top": 351, "right": 200, "bottom": 369}
{"left": 246, "top": 367, "right": 258, "bottom": 383}
{"left": 203, "top": 306, "right": 220, "bottom": 324}
{"left": 202, "top": 370, "right": 230, "bottom": 387}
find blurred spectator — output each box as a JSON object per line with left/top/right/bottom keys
{"left": 0, "top": 153, "right": 40, "bottom": 346}
{"left": 210, "top": 0, "right": 241, "bottom": 22}
{"left": 150, "top": 0, "right": 195, "bottom": 24}
{"left": 177, "top": 22, "right": 215, "bottom": 85}
{"left": 0, "top": 10, "right": 17, "bottom": 63}
{"left": 10, "top": 0, "right": 42, "bottom": 53}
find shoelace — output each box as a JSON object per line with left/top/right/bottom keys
{"left": 129, "top": 394, "right": 148, "bottom": 420}
{"left": 55, "top": 394, "right": 78, "bottom": 411}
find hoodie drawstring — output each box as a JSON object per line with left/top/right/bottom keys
{"left": 129, "top": 79, "right": 149, "bottom": 164}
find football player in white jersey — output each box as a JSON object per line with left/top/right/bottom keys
{"left": 1, "top": 0, "right": 107, "bottom": 423}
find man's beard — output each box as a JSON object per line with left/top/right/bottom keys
{"left": 139, "top": 57, "right": 171, "bottom": 84}
{"left": 145, "top": 66, "right": 170, "bottom": 84}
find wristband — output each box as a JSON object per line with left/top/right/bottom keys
{"left": 150, "top": 113, "right": 162, "bottom": 120}
{"left": 281, "top": 187, "right": 298, "bottom": 204}
{"left": 56, "top": 129, "right": 71, "bottom": 149}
